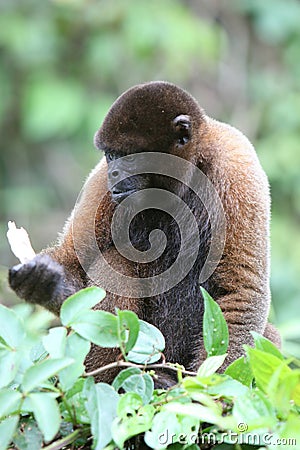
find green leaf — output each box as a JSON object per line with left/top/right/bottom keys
{"left": 125, "top": 373, "right": 154, "bottom": 405}
{"left": 289, "top": 377, "right": 300, "bottom": 409}
{"left": 113, "top": 369, "right": 154, "bottom": 405}
{"left": 30, "top": 342, "right": 48, "bottom": 364}
{"left": 0, "top": 416, "right": 19, "bottom": 450}
{"left": 22, "top": 357, "right": 74, "bottom": 392}
{"left": 280, "top": 412, "right": 300, "bottom": 445}
{"left": 84, "top": 379, "right": 119, "bottom": 449}
{"left": 207, "top": 377, "right": 248, "bottom": 398}
{"left": 267, "top": 365, "right": 300, "bottom": 415}
{"left": 197, "top": 354, "right": 228, "bottom": 377}
{"left": 127, "top": 320, "right": 165, "bottom": 364}
{"left": 246, "top": 347, "right": 295, "bottom": 396}
{"left": 183, "top": 373, "right": 248, "bottom": 398}
{"left": 112, "top": 367, "right": 142, "bottom": 391}
{"left": 71, "top": 310, "right": 119, "bottom": 347}
{"left": 144, "top": 410, "right": 181, "bottom": 449}
{"left": 13, "top": 416, "right": 43, "bottom": 450}
{"left": 29, "top": 392, "right": 61, "bottom": 443}
{"left": 12, "top": 416, "right": 43, "bottom": 450}
{"left": 15, "top": 306, "right": 55, "bottom": 335}
{"left": 164, "top": 402, "right": 234, "bottom": 430}
{"left": 144, "top": 410, "right": 200, "bottom": 449}
{"left": 201, "top": 288, "right": 229, "bottom": 357}
{"left": 0, "top": 389, "right": 22, "bottom": 419}
{"left": 60, "top": 287, "right": 106, "bottom": 326}
{"left": 232, "top": 389, "right": 277, "bottom": 431}
{"left": 65, "top": 377, "right": 85, "bottom": 399}
{"left": 59, "top": 332, "right": 91, "bottom": 391}
{"left": 182, "top": 377, "right": 218, "bottom": 402}
{"left": 42, "top": 327, "right": 67, "bottom": 359}
{"left": 117, "top": 392, "right": 143, "bottom": 419}
{"left": 0, "top": 304, "right": 25, "bottom": 348}
{"left": 112, "top": 404, "right": 154, "bottom": 448}
{"left": 11, "top": 303, "right": 34, "bottom": 320}
{"left": 225, "top": 356, "right": 254, "bottom": 386}
{"left": 184, "top": 389, "right": 219, "bottom": 410}
{"left": 251, "top": 331, "right": 284, "bottom": 360}
{"left": 0, "top": 349, "right": 21, "bottom": 388}
{"left": 116, "top": 310, "right": 139, "bottom": 353}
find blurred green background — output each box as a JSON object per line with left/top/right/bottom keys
{"left": 0, "top": 0, "right": 299, "bottom": 355}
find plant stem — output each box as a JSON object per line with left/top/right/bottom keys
{"left": 43, "top": 429, "right": 83, "bottom": 450}
{"left": 84, "top": 360, "right": 197, "bottom": 377}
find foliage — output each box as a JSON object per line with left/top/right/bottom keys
{"left": 1, "top": 0, "right": 299, "bottom": 354}
{"left": 0, "top": 287, "right": 299, "bottom": 450}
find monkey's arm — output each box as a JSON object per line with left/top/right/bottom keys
{"left": 201, "top": 119, "right": 277, "bottom": 365}
{"left": 8, "top": 159, "right": 111, "bottom": 316}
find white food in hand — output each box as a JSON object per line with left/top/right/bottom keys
{"left": 7, "top": 221, "right": 36, "bottom": 264}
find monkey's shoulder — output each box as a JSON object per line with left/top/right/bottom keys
{"left": 202, "top": 116, "right": 268, "bottom": 186}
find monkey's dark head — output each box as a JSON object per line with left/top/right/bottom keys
{"left": 94, "top": 81, "right": 205, "bottom": 203}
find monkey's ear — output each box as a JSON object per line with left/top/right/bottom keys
{"left": 172, "top": 114, "right": 192, "bottom": 146}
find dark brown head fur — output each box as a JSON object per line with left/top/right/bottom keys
{"left": 94, "top": 81, "right": 205, "bottom": 154}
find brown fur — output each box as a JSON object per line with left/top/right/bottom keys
{"left": 9, "top": 81, "right": 280, "bottom": 383}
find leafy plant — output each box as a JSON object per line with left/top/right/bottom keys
{"left": 0, "top": 287, "right": 299, "bottom": 450}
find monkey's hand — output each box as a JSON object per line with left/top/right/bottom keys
{"left": 8, "top": 254, "right": 77, "bottom": 315}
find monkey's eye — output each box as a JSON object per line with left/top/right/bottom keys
{"left": 105, "top": 153, "right": 114, "bottom": 162}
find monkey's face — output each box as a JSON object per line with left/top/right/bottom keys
{"left": 94, "top": 81, "right": 205, "bottom": 203}
{"left": 104, "top": 114, "right": 192, "bottom": 204}
{"left": 106, "top": 152, "right": 152, "bottom": 204}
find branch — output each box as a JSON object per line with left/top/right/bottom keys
{"left": 84, "top": 360, "right": 197, "bottom": 377}
{"left": 43, "top": 429, "right": 85, "bottom": 450}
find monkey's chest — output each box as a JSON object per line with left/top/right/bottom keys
{"left": 131, "top": 211, "right": 209, "bottom": 367}
{"left": 140, "top": 261, "right": 205, "bottom": 368}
